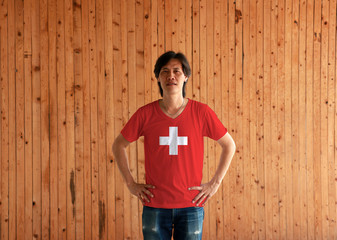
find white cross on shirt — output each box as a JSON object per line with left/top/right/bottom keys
{"left": 159, "top": 127, "right": 188, "bottom": 155}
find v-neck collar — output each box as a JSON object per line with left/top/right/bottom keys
{"left": 156, "top": 98, "right": 190, "bottom": 121}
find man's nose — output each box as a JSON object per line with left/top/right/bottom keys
{"left": 168, "top": 70, "right": 175, "bottom": 79}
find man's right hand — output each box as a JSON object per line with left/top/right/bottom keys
{"left": 113, "top": 134, "right": 155, "bottom": 204}
{"left": 127, "top": 182, "right": 155, "bottom": 204}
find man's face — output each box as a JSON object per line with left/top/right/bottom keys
{"left": 158, "top": 58, "right": 188, "bottom": 97}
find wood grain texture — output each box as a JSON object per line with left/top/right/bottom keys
{"left": 48, "top": 0, "right": 58, "bottom": 239}
{"left": 0, "top": 0, "right": 337, "bottom": 239}
{"left": 56, "top": 0, "right": 67, "bottom": 238}
{"left": 0, "top": 0, "right": 9, "bottom": 239}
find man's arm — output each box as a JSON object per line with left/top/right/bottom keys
{"left": 112, "top": 134, "right": 155, "bottom": 203}
{"left": 189, "top": 132, "right": 236, "bottom": 206}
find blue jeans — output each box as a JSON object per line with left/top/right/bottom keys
{"left": 142, "top": 206, "right": 204, "bottom": 240}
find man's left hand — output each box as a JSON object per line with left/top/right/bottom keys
{"left": 188, "top": 180, "right": 221, "bottom": 206}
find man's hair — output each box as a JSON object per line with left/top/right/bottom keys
{"left": 154, "top": 51, "right": 191, "bottom": 98}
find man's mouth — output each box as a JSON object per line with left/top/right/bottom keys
{"left": 166, "top": 83, "right": 177, "bottom": 86}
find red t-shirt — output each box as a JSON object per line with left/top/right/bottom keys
{"left": 121, "top": 99, "right": 227, "bottom": 208}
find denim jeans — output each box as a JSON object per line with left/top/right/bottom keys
{"left": 142, "top": 206, "right": 204, "bottom": 240}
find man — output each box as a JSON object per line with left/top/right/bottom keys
{"left": 113, "top": 51, "right": 236, "bottom": 240}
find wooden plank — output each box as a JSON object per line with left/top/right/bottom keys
{"left": 39, "top": 0, "right": 50, "bottom": 238}
{"left": 0, "top": 0, "right": 10, "bottom": 238}
{"left": 270, "top": 0, "right": 280, "bottom": 238}
{"left": 121, "top": 2, "right": 131, "bottom": 238}
{"left": 263, "top": 0, "right": 272, "bottom": 237}
{"left": 56, "top": 0, "right": 67, "bottom": 237}
{"left": 103, "top": 0, "right": 114, "bottom": 238}
{"left": 192, "top": 0, "right": 200, "bottom": 101}
{"left": 144, "top": 0, "right": 151, "bottom": 105}
{"left": 48, "top": 0, "right": 58, "bottom": 238}
{"left": 171, "top": 0, "right": 178, "bottom": 50}
{"left": 298, "top": 0, "right": 308, "bottom": 238}
{"left": 305, "top": 0, "right": 315, "bottom": 239}
{"left": 227, "top": 1, "right": 237, "bottom": 238}
{"left": 234, "top": 0, "right": 244, "bottom": 237}
{"left": 335, "top": 0, "right": 337, "bottom": 236}
{"left": 333, "top": 10, "right": 337, "bottom": 240}
{"left": 48, "top": 12, "right": 58, "bottom": 239}
{"left": 198, "top": 0, "right": 208, "bottom": 237}
{"left": 73, "top": 0, "right": 84, "bottom": 238}
{"left": 206, "top": 0, "right": 216, "bottom": 238}
{"left": 32, "top": 0, "right": 42, "bottom": 238}
{"left": 81, "top": 0, "right": 92, "bottom": 239}
{"left": 64, "top": 0, "right": 76, "bottom": 238}
{"left": 135, "top": 0, "right": 145, "bottom": 237}
{"left": 23, "top": 0, "right": 33, "bottom": 237}
{"left": 88, "top": 0, "right": 99, "bottom": 238}
{"left": 95, "top": 0, "right": 108, "bottom": 239}
{"left": 256, "top": 0, "right": 266, "bottom": 237}
{"left": 185, "top": 0, "right": 192, "bottom": 99}
{"left": 248, "top": 0, "right": 258, "bottom": 237}
{"left": 277, "top": 0, "right": 286, "bottom": 239}
{"left": 291, "top": 0, "right": 300, "bottom": 238}
{"left": 120, "top": 0, "right": 131, "bottom": 239}
{"left": 199, "top": 0, "right": 206, "bottom": 104}
{"left": 284, "top": 0, "right": 294, "bottom": 238}
{"left": 0, "top": 21, "right": 2, "bottom": 239}
{"left": 233, "top": 0, "right": 245, "bottom": 237}
{"left": 0, "top": 22, "right": 1, "bottom": 240}
{"left": 175, "top": 0, "right": 184, "bottom": 51}
{"left": 178, "top": 0, "right": 185, "bottom": 53}
{"left": 112, "top": 0, "right": 123, "bottom": 238}
{"left": 213, "top": 0, "right": 223, "bottom": 238}
{"left": 157, "top": 0, "right": 165, "bottom": 55}
{"left": 151, "top": 0, "right": 159, "bottom": 102}
{"left": 242, "top": 0, "right": 251, "bottom": 238}
{"left": 232, "top": 0, "right": 245, "bottom": 237}
{"left": 234, "top": 3, "right": 244, "bottom": 234}
{"left": 327, "top": 0, "right": 337, "bottom": 238}
{"left": 220, "top": 1, "right": 230, "bottom": 237}
{"left": 332, "top": 0, "right": 337, "bottom": 238}
{"left": 174, "top": 0, "right": 182, "bottom": 53}
{"left": 164, "top": 0, "right": 172, "bottom": 50}
{"left": 126, "top": 0, "right": 139, "bottom": 238}
{"left": 320, "top": 0, "right": 329, "bottom": 239}
{"left": 15, "top": 0, "right": 25, "bottom": 238}
{"left": 8, "top": 0, "right": 16, "bottom": 236}
{"left": 313, "top": 0, "right": 322, "bottom": 238}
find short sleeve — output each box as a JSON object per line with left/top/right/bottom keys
{"left": 121, "top": 108, "right": 144, "bottom": 142}
{"left": 202, "top": 105, "right": 227, "bottom": 140}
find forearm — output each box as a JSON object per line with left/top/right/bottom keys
{"left": 211, "top": 146, "right": 235, "bottom": 184}
{"left": 113, "top": 138, "right": 155, "bottom": 203}
{"left": 211, "top": 133, "right": 236, "bottom": 184}
{"left": 190, "top": 136, "right": 235, "bottom": 206}
{"left": 113, "top": 142, "right": 134, "bottom": 186}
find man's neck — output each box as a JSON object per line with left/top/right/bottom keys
{"left": 162, "top": 95, "right": 185, "bottom": 111}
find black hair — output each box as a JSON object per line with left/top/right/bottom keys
{"left": 154, "top": 51, "right": 191, "bottom": 98}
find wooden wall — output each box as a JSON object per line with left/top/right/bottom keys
{"left": 0, "top": 0, "right": 336, "bottom": 239}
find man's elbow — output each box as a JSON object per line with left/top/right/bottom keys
{"left": 231, "top": 141, "right": 236, "bottom": 155}
{"left": 112, "top": 138, "right": 122, "bottom": 156}
{"left": 112, "top": 141, "right": 117, "bottom": 155}
{"left": 112, "top": 134, "right": 129, "bottom": 154}
{"left": 112, "top": 137, "right": 120, "bottom": 156}
{"left": 224, "top": 134, "right": 236, "bottom": 155}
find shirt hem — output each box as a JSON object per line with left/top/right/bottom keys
{"left": 144, "top": 202, "right": 198, "bottom": 209}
